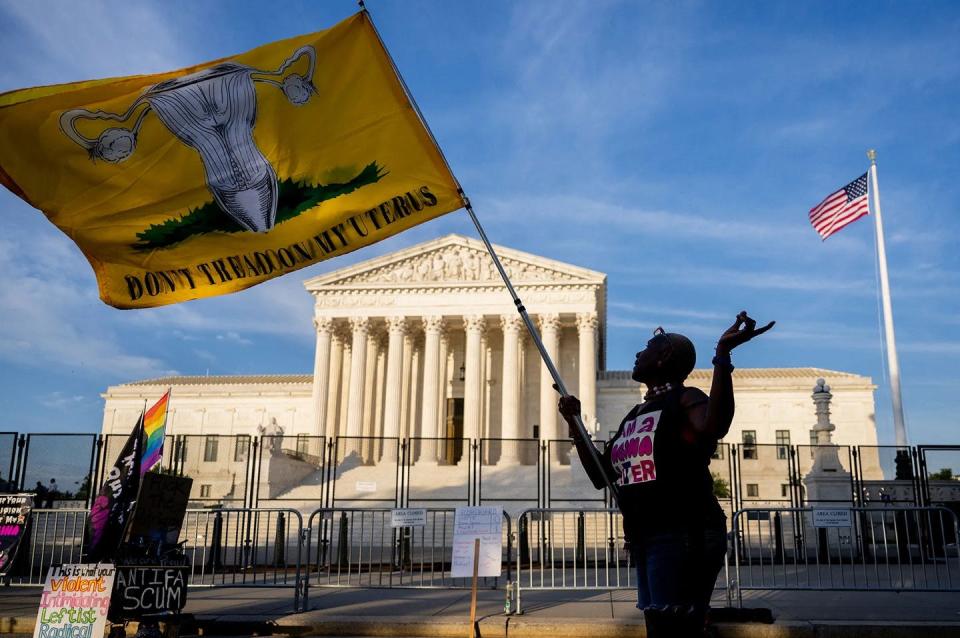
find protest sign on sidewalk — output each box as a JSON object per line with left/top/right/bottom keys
{"left": 0, "top": 494, "right": 33, "bottom": 575}
{"left": 35, "top": 564, "right": 115, "bottom": 638}
{"left": 451, "top": 506, "right": 503, "bottom": 579}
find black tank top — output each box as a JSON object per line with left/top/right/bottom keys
{"left": 603, "top": 387, "right": 724, "bottom": 539}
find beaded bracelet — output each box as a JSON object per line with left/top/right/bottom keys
{"left": 712, "top": 352, "right": 734, "bottom": 372}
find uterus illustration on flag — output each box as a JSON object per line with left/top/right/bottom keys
{"left": 60, "top": 47, "right": 318, "bottom": 234}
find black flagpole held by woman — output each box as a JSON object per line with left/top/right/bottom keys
{"left": 359, "top": 4, "right": 621, "bottom": 503}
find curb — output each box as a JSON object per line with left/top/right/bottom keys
{"left": 274, "top": 615, "right": 960, "bottom": 638}
{"left": 6, "top": 614, "right": 960, "bottom": 637}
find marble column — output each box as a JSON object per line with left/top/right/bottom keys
{"left": 463, "top": 315, "right": 486, "bottom": 443}
{"left": 409, "top": 341, "right": 422, "bottom": 440}
{"left": 373, "top": 338, "right": 387, "bottom": 460}
{"left": 538, "top": 313, "right": 561, "bottom": 442}
{"left": 482, "top": 340, "right": 494, "bottom": 463}
{"left": 382, "top": 317, "right": 407, "bottom": 440}
{"left": 337, "top": 332, "right": 352, "bottom": 439}
{"left": 311, "top": 317, "right": 334, "bottom": 440}
{"left": 324, "top": 326, "right": 344, "bottom": 441}
{"left": 419, "top": 316, "right": 444, "bottom": 463}
{"left": 361, "top": 327, "right": 380, "bottom": 461}
{"left": 437, "top": 328, "right": 449, "bottom": 455}
{"left": 345, "top": 317, "right": 370, "bottom": 448}
{"left": 400, "top": 330, "right": 415, "bottom": 439}
{"left": 576, "top": 313, "right": 599, "bottom": 435}
{"left": 500, "top": 315, "right": 523, "bottom": 461}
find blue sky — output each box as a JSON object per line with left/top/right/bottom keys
{"left": 0, "top": 1, "right": 957, "bottom": 445}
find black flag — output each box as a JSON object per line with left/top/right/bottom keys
{"left": 86, "top": 413, "right": 144, "bottom": 562}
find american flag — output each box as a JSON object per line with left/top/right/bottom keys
{"left": 809, "top": 173, "right": 869, "bottom": 240}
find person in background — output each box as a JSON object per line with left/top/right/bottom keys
{"left": 559, "top": 312, "right": 773, "bottom": 638}
{"left": 34, "top": 481, "right": 47, "bottom": 504}
{"left": 46, "top": 478, "right": 58, "bottom": 508}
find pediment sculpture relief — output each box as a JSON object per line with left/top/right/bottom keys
{"left": 335, "top": 246, "right": 579, "bottom": 285}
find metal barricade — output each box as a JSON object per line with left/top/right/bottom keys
{"left": 6, "top": 507, "right": 306, "bottom": 611}
{"left": 302, "top": 508, "right": 512, "bottom": 607}
{"left": 731, "top": 506, "right": 960, "bottom": 605}
{"left": 4, "top": 508, "right": 89, "bottom": 585}
{"left": 513, "top": 508, "right": 631, "bottom": 614}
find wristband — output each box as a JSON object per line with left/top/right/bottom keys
{"left": 712, "top": 353, "right": 734, "bottom": 372}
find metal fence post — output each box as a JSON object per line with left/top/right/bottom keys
{"left": 273, "top": 512, "right": 287, "bottom": 567}
{"left": 575, "top": 511, "right": 586, "bottom": 566}
{"left": 206, "top": 510, "right": 224, "bottom": 570}
{"left": 89, "top": 435, "right": 104, "bottom": 509}
{"left": 16, "top": 435, "right": 29, "bottom": 491}
{"left": 337, "top": 511, "right": 349, "bottom": 568}
{"left": 519, "top": 512, "right": 529, "bottom": 567}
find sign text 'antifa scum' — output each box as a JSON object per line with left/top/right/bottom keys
{"left": 123, "top": 186, "right": 439, "bottom": 302}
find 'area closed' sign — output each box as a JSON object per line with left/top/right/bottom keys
{"left": 812, "top": 508, "right": 853, "bottom": 528}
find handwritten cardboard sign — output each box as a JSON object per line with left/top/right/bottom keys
{"left": 451, "top": 506, "right": 503, "bottom": 578}
{"left": 111, "top": 565, "right": 188, "bottom": 620}
{"left": 0, "top": 493, "right": 32, "bottom": 575}
{"left": 35, "top": 563, "right": 115, "bottom": 638}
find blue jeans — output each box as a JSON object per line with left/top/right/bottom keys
{"left": 630, "top": 524, "right": 727, "bottom": 613}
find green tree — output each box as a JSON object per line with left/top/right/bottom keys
{"left": 73, "top": 475, "right": 91, "bottom": 502}
{"left": 712, "top": 472, "right": 730, "bottom": 498}
{"left": 930, "top": 468, "right": 956, "bottom": 481}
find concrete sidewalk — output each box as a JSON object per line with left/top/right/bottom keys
{"left": 3, "top": 586, "right": 960, "bottom": 637}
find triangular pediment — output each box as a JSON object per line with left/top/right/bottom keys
{"left": 304, "top": 234, "right": 606, "bottom": 289}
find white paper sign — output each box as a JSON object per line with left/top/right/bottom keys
{"left": 391, "top": 508, "right": 427, "bottom": 528}
{"left": 813, "top": 508, "right": 853, "bottom": 528}
{"left": 35, "top": 563, "right": 115, "bottom": 638}
{"left": 355, "top": 481, "right": 377, "bottom": 493}
{"left": 451, "top": 506, "right": 503, "bottom": 578}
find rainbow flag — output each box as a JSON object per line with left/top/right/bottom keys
{"left": 141, "top": 390, "right": 170, "bottom": 475}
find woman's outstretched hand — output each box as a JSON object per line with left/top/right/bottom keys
{"left": 717, "top": 311, "right": 775, "bottom": 355}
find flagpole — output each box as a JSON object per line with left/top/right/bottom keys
{"left": 460, "top": 198, "right": 620, "bottom": 502}
{"left": 867, "top": 149, "right": 908, "bottom": 447}
{"left": 360, "top": 8, "right": 620, "bottom": 502}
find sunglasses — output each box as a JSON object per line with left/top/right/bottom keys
{"left": 652, "top": 327, "right": 675, "bottom": 358}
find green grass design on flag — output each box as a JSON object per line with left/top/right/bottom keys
{"left": 133, "top": 162, "right": 387, "bottom": 251}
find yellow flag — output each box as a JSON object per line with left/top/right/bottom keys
{"left": 0, "top": 13, "right": 464, "bottom": 309}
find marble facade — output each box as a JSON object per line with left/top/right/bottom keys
{"left": 101, "top": 234, "right": 879, "bottom": 505}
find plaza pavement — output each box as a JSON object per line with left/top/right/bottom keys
{"left": 2, "top": 585, "right": 959, "bottom": 637}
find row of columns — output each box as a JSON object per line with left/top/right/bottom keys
{"left": 310, "top": 313, "right": 599, "bottom": 460}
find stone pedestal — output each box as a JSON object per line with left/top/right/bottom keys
{"left": 802, "top": 378, "right": 854, "bottom": 556}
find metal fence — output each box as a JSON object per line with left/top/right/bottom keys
{"left": 731, "top": 506, "right": 960, "bottom": 605}
{"left": 302, "top": 507, "right": 511, "bottom": 605}
{"left": 5, "top": 508, "right": 305, "bottom": 591}
{"left": 513, "top": 508, "right": 632, "bottom": 613}
{"left": 3, "top": 434, "right": 959, "bottom": 511}
{"left": 7, "top": 503, "right": 960, "bottom": 617}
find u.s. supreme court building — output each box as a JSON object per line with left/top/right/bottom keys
{"left": 100, "top": 234, "right": 880, "bottom": 510}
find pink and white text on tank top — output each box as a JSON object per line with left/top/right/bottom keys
{"left": 610, "top": 410, "right": 661, "bottom": 486}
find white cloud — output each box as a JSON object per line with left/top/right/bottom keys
{"left": 39, "top": 392, "right": 87, "bottom": 410}
{"left": 608, "top": 302, "right": 728, "bottom": 322}
{"left": 900, "top": 340, "right": 960, "bottom": 355}
{"left": 484, "top": 194, "right": 809, "bottom": 244}
{"left": 0, "top": 1, "right": 192, "bottom": 88}
{"left": 480, "top": 2, "right": 694, "bottom": 182}
{"left": 0, "top": 230, "right": 174, "bottom": 378}
{"left": 216, "top": 331, "right": 253, "bottom": 346}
